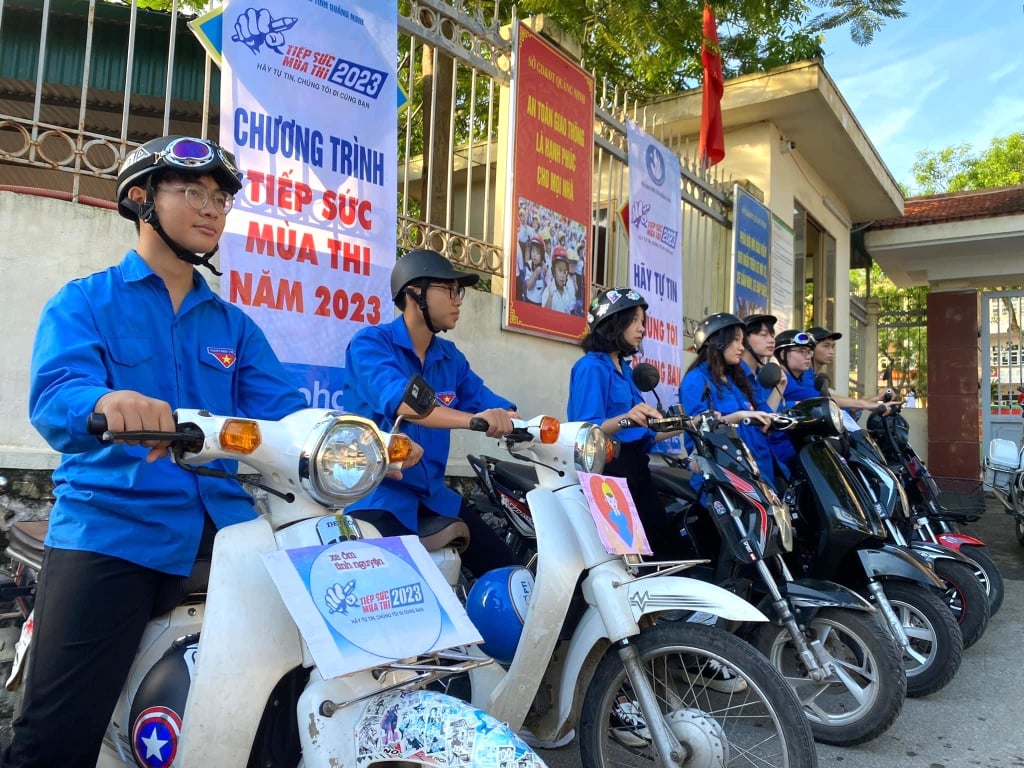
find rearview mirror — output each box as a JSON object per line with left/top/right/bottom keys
{"left": 401, "top": 375, "right": 437, "bottom": 417}
{"left": 758, "top": 362, "right": 782, "bottom": 389}
{"left": 632, "top": 362, "right": 661, "bottom": 393}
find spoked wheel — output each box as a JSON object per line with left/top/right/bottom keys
{"left": 579, "top": 622, "right": 817, "bottom": 768}
{"left": 957, "top": 545, "right": 1005, "bottom": 617}
{"left": 932, "top": 559, "right": 990, "bottom": 649}
{"left": 882, "top": 582, "right": 963, "bottom": 697}
{"left": 757, "top": 609, "right": 906, "bottom": 746}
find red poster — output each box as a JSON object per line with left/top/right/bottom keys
{"left": 506, "top": 23, "right": 594, "bottom": 342}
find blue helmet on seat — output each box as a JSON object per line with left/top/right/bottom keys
{"left": 465, "top": 566, "right": 534, "bottom": 665}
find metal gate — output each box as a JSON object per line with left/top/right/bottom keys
{"left": 981, "top": 290, "right": 1024, "bottom": 453}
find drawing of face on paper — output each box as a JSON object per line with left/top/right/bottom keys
{"left": 579, "top": 473, "right": 652, "bottom": 556}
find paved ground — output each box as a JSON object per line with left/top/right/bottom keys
{"left": 536, "top": 499, "right": 1024, "bottom": 767}
{"left": 2, "top": 500, "right": 1022, "bottom": 765}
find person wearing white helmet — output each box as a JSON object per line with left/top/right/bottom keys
{"left": 7, "top": 135, "right": 314, "bottom": 766}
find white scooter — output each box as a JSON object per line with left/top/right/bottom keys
{"left": 3, "top": 378, "right": 545, "bottom": 767}
{"left": 450, "top": 416, "right": 818, "bottom": 767}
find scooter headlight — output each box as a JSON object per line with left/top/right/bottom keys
{"left": 827, "top": 400, "right": 845, "bottom": 435}
{"left": 575, "top": 424, "right": 610, "bottom": 473}
{"left": 301, "top": 416, "right": 388, "bottom": 506}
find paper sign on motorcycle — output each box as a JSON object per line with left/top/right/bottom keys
{"left": 578, "top": 472, "right": 652, "bottom": 555}
{"left": 263, "top": 536, "right": 482, "bottom": 679}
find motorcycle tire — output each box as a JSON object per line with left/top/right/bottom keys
{"left": 881, "top": 581, "right": 963, "bottom": 698}
{"left": 932, "top": 559, "right": 990, "bottom": 649}
{"left": 578, "top": 621, "right": 817, "bottom": 768}
{"left": 757, "top": 608, "right": 906, "bottom": 746}
{"left": 958, "top": 545, "right": 1005, "bottom": 617}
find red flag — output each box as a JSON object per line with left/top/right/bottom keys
{"left": 698, "top": 4, "right": 725, "bottom": 167}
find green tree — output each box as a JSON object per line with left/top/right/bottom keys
{"left": 517, "top": 0, "right": 906, "bottom": 99}
{"left": 911, "top": 132, "right": 1024, "bottom": 195}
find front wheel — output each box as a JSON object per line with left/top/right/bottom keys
{"left": 757, "top": 608, "right": 906, "bottom": 746}
{"left": 882, "top": 581, "right": 963, "bottom": 697}
{"left": 579, "top": 622, "right": 817, "bottom": 768}
{"left": 958, "top": 545, "right": 1005, "bottom": 617}
{"left": 932, "top": 559, "right": 990, "bottom": 648}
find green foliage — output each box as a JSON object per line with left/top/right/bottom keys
{"left": 127, "top": 0, "right": 208, "bottom": 13}
{"left": 516, "top": 0, "right": 905, "bottom": 99}
{"left": 911, "top": 132, "right": 1024, "bottom": 195}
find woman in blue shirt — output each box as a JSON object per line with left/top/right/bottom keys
{"left": 567, "top": 288, "right": 685, "bottom": 559}
{"left": 679, "top": 313, "right": 777, "bottom": 490}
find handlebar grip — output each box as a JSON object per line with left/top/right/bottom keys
{"left": 618, "top": 417, "right": 635, "bottom": 428}
{"left": 469, "top": 417, "right": 490, "bottom": 432}
{"left": 883, "top": 388, "right": 894, "bottom": 403}
{"left": 87, "top": 413, "right": 108, "bottom": 436}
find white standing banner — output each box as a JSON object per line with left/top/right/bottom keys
{"left": 221, "top": 1, "right": 397, "bottom": 409}
{"left": 770, "top": 214, "right": 795, "bottom": 332}
{"left": 626, "top": 121, "right": 683, "bottom": 437}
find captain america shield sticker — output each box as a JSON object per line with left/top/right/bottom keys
{"left": 132, "top": 706, "right": 182, "bottom": 767}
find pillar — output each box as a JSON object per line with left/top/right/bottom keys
{"left": 926, "top": 290, "right": 981, "bottom": 478}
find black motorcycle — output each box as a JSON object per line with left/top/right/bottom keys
{"left": 866, "top": 401, "right": 1004, "bottom": 616}
{"left": 770, "top": 378, "right": 962, "bottom": 698}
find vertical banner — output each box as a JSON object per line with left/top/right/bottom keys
{"left": 770, "top": 214, "right": 795, "bottom": 331}
{"left": 731, "top": 185, "right": 771, "bottom": 318}
{"left": 627, "top": 120, "right": 682, "bottom": 443}
{"left": 220, "top": 2, "right": 397, "bottom": 409}
{"left": 505, "top": 22, "right": 594, "bottom": 342}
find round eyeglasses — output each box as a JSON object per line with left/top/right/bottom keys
{"left": 161, "top": 184, "right": 234, "bottom": 214}
{"left": 429, "top": 283, "right": 467, "bottom": 301}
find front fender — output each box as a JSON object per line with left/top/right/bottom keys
{"left": 298, "top": 687, "right": 547, "bottom": 767}
{"left": 624, "top": 575, "right": 768, "bottom": 624}
{"left": 935, "top": 532, "right": 986, "bottom": 551}
{"left": 858, "top": 543, "right": 944, "bottom": 588}
{"left": 909, "top": 540, "right": 977, "bottom": 567}
{"left": 781, "top": 578, "right": 875, "bottom": 625}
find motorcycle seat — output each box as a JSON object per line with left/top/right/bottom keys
{"left": 650, "top": 465, "right": 700, "bottom": 504}
{"left": 493, "top": 460, "right": 539, "bottom": 495}
{"left": 416, "top": 514, "right": 470, "bottom": 554}
{"left": 7, "top": 520, "right": 47, "bottom": 572}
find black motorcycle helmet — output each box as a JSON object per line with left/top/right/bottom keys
{"left": 390, "top": 249, "right": 479, "bottom": 334}
{"left": 586, "top": 287, "right": 648, "bottom": 335}
{"left": 117, "top": 135, "right": 243, "bottom": 274}
{"left": 694, "top": 312, "right": 744, "bottom": 354}
{"left": 807, "top": 326, "right": 843, "bottom": 343}
{"left": 774, "top": 329, "right": 817, "bottom": 374}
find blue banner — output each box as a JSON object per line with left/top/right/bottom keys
{"left": 732, "top": 186, "right": 771, "bottom": 318}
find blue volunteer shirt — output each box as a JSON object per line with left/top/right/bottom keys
{"left": 679, "top": 361, "right": 777, "bottom": 490}
{"left": 783, "top": 366, "right": 821, "bottom": 407}
{"left": 29, "top": 251, "right": 307, "bottom": 576}
{"left": 567, "top": 352, "right": 654, "bottom": 452}
{"left": 342, "top": 316, "right": 515, "bottom": 531}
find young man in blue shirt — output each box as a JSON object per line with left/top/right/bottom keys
{"left": 341, "top": 248, "right": 519, "bottom": 578}
{"left": 5, "top": 136, "right": 310, "bottom": 767}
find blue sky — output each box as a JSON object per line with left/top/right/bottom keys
{"left": 820, "top": 0, "right": 1023, "bottom": 194}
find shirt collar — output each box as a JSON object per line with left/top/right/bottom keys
{"left": 120, "top": 250, "right": 213, "bottom": 302}
{"left": 391, "top": 316, "right": 450, "bottom": 361}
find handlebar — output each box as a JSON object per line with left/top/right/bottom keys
{"left": 86, "top": 412, "right": 203, "bottom": 452}
{"left": 469, "top": 417, "right": 489, "bottom": 432}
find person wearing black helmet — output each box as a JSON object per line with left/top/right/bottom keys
{"left": 805, "top": 325, "right": 892, "bottom": 415}
{"left": 567, "top": 288, "right": 686, "bottom": 562}
{"left": 774, "top": 329, "right": 822, "bottom": 407}
{"left": 741, "top": 313, "right": 786, "bottom": 413}
{"left": 7, "top": 135, "right": 312, "bottom": 766}
{"left": 341, "top": 248, "right": 519, "bottom": 579}
{"left": 680, "top": 313, "right": 779, "bottom": 490}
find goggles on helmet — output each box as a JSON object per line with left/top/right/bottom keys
{"left": 149, "top": 138, "right": 243, "bottom": 188}
{"left": 788, "top": 331, "right": 814, "bottom": 346}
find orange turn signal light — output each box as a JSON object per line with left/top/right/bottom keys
{"left": 220, "top": 420, "right": 261, "bottom": 454}
{"left": 604, "top": 435, "right": 616, "bottom": 464}
{"left": 389, "top": 433, "right": 414, "bottom": 464}
{"left": 539, "top": 416, "right": 560, "bottom": 444}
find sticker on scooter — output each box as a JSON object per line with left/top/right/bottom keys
{"left": 131, "top": 706, "right": 182, "bottom": 768}
{"left": 579, "top": 472, "right": 652, "bottom": 555}
{"left": 263, "top": 536, "right": 483, "bottom": 678}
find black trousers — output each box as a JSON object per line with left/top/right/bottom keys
{"left": 351, "top": 500, "right": 517, "bottom": 579}
{"left": 2, "top": 519, "right": 214, "bottom": 768}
